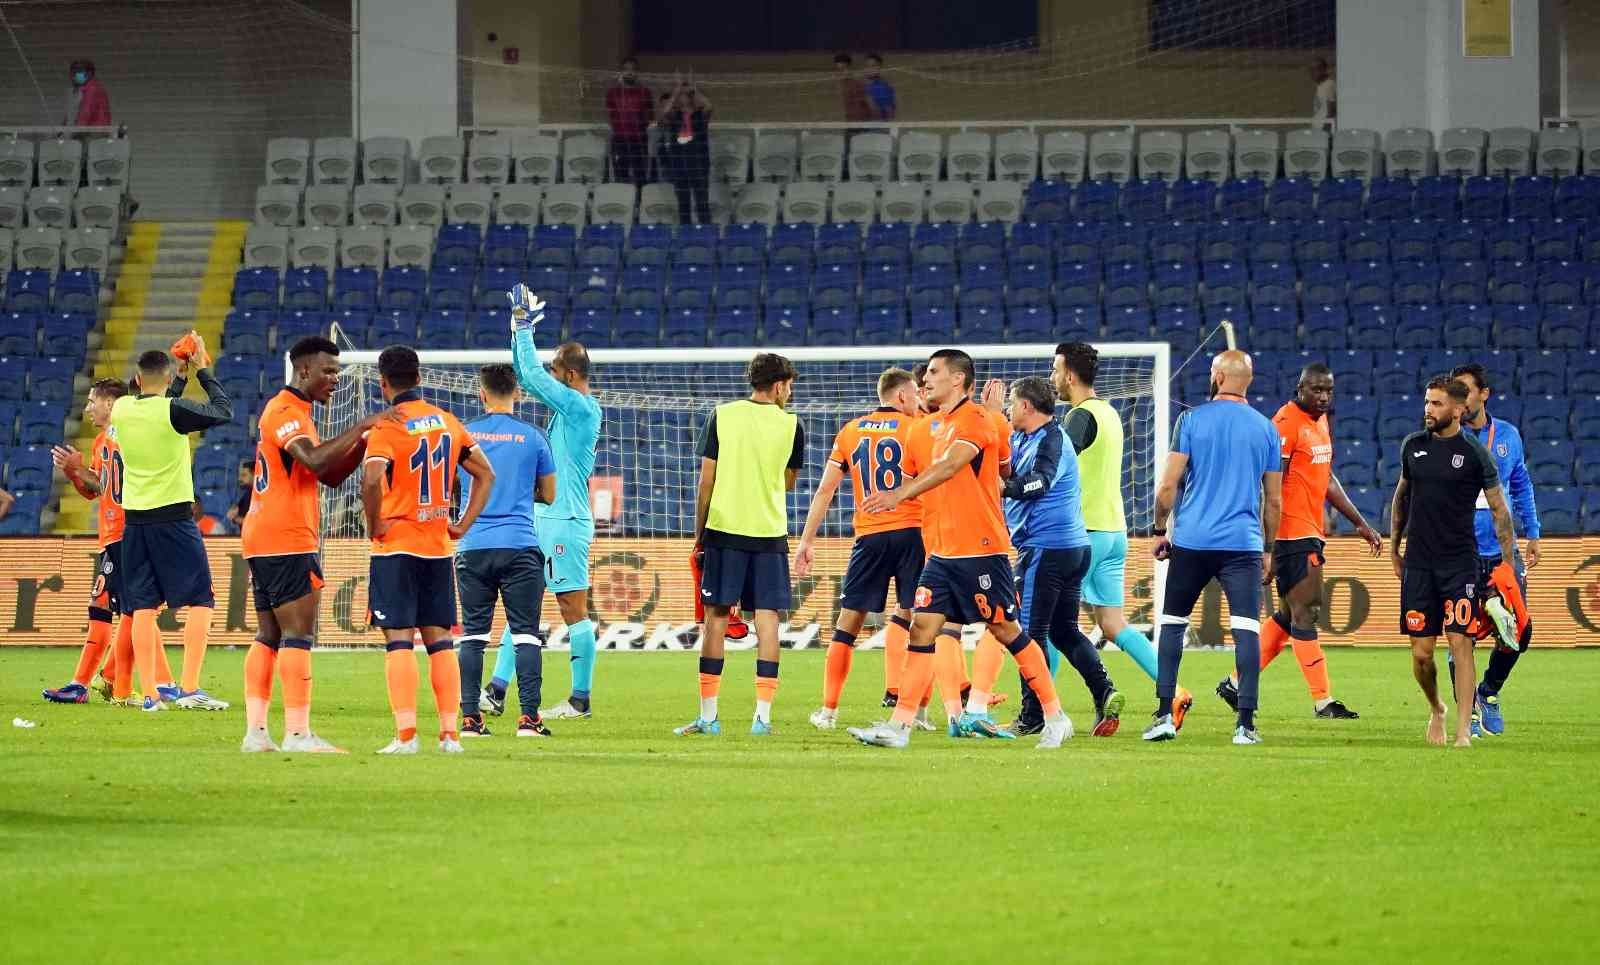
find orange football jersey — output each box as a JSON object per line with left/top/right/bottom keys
{"left": 364, "top": 397, "right": 474, "bottom": 558}
{"left": 828, "top": 407, "right": 923, "bottom": 536}
{"left": 243, "top": 387, "right": 322, "bottom": 558}
{"left": 88, "top": 429, "right": 125, "bottom": 549}
{"left": 910, "top": 398, "right": 1012, "bottom": 558}
{"left": 1273, "top": 401, "right": 1334, "bottom": 541}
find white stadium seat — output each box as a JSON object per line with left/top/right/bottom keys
{"left": 302, "top": 185, "right": 350, "bottom": 228}
{"left": 264, "top": 137, "right": 309, "bottom": 185}
{"left": 639, "top": 183, "right": 679, "bottom": 225}
{"left": 1041, "top": 131, "right": 1087, "bottom": 183}
{"left": 494, "top": 184, "right": 542, "bottom": 226}
{"left": 754, "top": 133, "right": 798, "bottom": 183}
{"left": 562, "top": 133, "right": 608, "bottom": 184}
{"left": 946, "top": 132, "right": 993, "bottom": 182}
{"left": 847, "top": 133, "right": 894, "bottom": 183}
{"left": 928, "top": 182, "right": 974, "bottom": 223}
{"left": 1283, "top": 128, "right": 1329, "bottom": 181}
{"left": 591, "top": 183, "right": 637, "bottom": 226}
{"left": 14, "top": 226, "right": 61, "bottom": 271}
{"left": 1331, "top": 128, "right": 1382, "bottom": 181}
{"left": 733, "top": 183, "right": 779, "bottom": 226}
{"left": 829, "top": 182, "right": 876, "bottom": 225}
{"left": 312, "top": 136, "right": 358, "bottom": 185}
{"left": 1088, "top": 130, "right": 1133, "bottom": 183}
{"left": 254, "top": 184, "right": 300, "bottom": 226}
{"left": 339, "top": 226, "right": 386, "bottom": 269}
{"left": 781, "top": 182, "right": 828, "bottom": 225}
{"left": 976, "top": 181, "right": 1022, "bottom": 223}
{"left": 542, "top": 184, "right": 589, "bottom": 227}
{"left": 26, "top": 186, "right": 74, "bottom": 229}
{"left": 0, "top": 186, "right": 23, "bottom": 229}
{"left": 1584, "top": 126, "right": 1600, "bottom": 174}
{"left": 1184, "top": 129, "right": 1231, "bottom": 184}
{"left": 710, "top": 132, "right": 752, "bottom": 185}
{"left": 1137, "top": 130, "right": 1183, "bottom": 183}
{"left": 706, "top": 182, "right": 734, "bottom": 225}
{"left": 418, "top": 135, "right": 464, "bottom": 184}
{"left": 289, "top": 226, "right": 337, "bottom": 270}
{"left": 37, "top": 139, "right": 82, "bottom": 186}
{"left": 398, "top": 184, "right": 445, "bottom": 227}
{"left": 446, "top": 184, "right": 493, "bottom": 226}
{"left": 800, "top": 133, "right": 845, "bottom": 182}
{"left": 896, "top": 132, "right": 942, "bottom": 181}
{"left": 1487, "top": 127, "right": 1533, "bottom": 177}
{"left": 467, "top": 132, "right": 511, "bottom": 185}
{"left": 73, "top": 186, "right": 122, "bottom": 229}
{"left": 1536, "top": 127, "right": 1581, "bottom": 178}
{"left": 512, "top": 133, "right": 560, "bottom": 184}
{"left": 362, "top": 137, "right": 410, "bottom": 185}
{"left": 0, "top": 227, "right": 12, "bottom": 273}
{"left": 243, "top": 225, "right": 289, "bottom": 271}
{"left": 994, "top": 130, "right": 1039, "bottom": 182}
{"left": 352, "top": 184, "right": 398, "bottom": 226}
{"left": 85, "top": 139, "right": 129, "bottom": 187}
{"left": 64, "top": 227, "right": 109, "bottom": 274}
{"left": 879, "top": 182, "right": 925, "bottom": 223}
{"left": 1439, "top": 128, "right": 1486, "bottom": 177}
{"left": 1384, "top": 127, "right": 1435, "bottom": 179}
{"left": 1233, "top": 129, "right": 1281, "bottom": 182}
{"left": 0, "top": 139, "right": 35, "bottom": 186}
{"left": 387, "top": 225, "right": 432, "bottom": 267}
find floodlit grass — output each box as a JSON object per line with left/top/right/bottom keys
{"left": 1, "top": 645, "right": 1594, "bottom": 964}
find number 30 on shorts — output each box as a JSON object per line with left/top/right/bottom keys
{"left": 1442, "top": 597, "right": 1474, "bottom": 629}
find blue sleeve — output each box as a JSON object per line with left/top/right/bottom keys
{"left": 1171, "top": 410, "right": 1192, "bottom": 455}
{"left": 1507, "top": 432, "right": 1540, "bottom": 538}
{"left": 1003, "top": 427, "right": 1062, "bottom": 501}
{"left": 512, "top": 326, "right": 586, "bottom": 418}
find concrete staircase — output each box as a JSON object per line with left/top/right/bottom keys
{"left": 54, "top": 220, "right": 245, "bottom": 534}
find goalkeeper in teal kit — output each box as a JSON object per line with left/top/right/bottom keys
{"left": 484, "top": 284, "right": 605, "bottom": 719}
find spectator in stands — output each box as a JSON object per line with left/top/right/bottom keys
{"left": 0, "top": 487, "right": 14, "bottom": 523}
{"left": 65, "top": 59, "right": 111, "bottom": 127}
{"left": 225, "top": 460, "right": 253, "bottom": 529}
{"left": 661, "top": 78, "right": 712, "bottom": 225}
{"left": 835, "top": 53, "right": 872, "bottom": 123}
{"left": 606, "top": 57, "right": 654, "bottom": 186}
{"left": 1311, "top": 57, "right": 1335, "bottom": 127}
{"left": 648, "top": 92, "right": 675, "bottom": 183}
{"left": 864, "top": 53, "right": 896, "bottom": 121}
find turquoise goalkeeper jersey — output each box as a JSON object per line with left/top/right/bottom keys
{"left": 512, "top": 326, "right": 602, "bottom": 522}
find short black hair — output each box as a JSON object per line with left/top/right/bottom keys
{"left": 1055, "top": 341, "right": 1098, "bottom": 387}
{"left": 912, "top": 361, "right": 929, "bottom": 382}
{"left": 834, "top": 52, "right": 853, "bottom": 66}
{"left": 89, "top": 377, "right": 129, "bottom": 400}
{"left": 1011, "top": 376, "right": 1056, "bottom": 415}
{"left": 748, "top": 352, "right": 797, "bottom": 391}
{"left": 1299, "top": 361, "right": 1333, "bottom": 382}
{"left": 1426, "top": 374, "right": 1470, "bottom": 403}
{"left": 620, "top": 56, "right": 638, "bottom": 68}
{"left": 137, "top": 349, "right": 172, "bottom": 376}
{"left": 930, "top": 348, "right": 975, "bottom": 391}
{"left": 555, "top": 342, "right": 591, "bottom": 381}
{"left": 377, "top": 344, "right": 420, "bottom": 392}
{"left": 289, "top": 335, "right": 339, "bottom": 363}
{"left": 866, "top": 52, "right": 883, "bottom": 64}
{"left": 1450, "top": 362, "right": 1491, "bottom": 393}
{"left": 480, "top": 363, "right": 517, "bottom": 397}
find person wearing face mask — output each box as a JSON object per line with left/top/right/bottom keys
{"left": 66, "top": 60, "right": 112, "bottom": 127}
{"left": 606, "top": 57, "right": 654, "bottom": 187}
{"left": 660, "top": 77, "right": 712, "bottom": 225}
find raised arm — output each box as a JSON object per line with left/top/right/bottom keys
{"left": 511, "top": 325, "right": 586, "bottom": 418}
{"left": 167, "top": 367, "right": 233, "bottom": 433}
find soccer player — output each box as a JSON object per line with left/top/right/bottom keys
{"left": 1215, "top": 362, "right": 1380, "bottom": 719}
{"left": 111, "top": 340, "right": 233, "bottom": 711}
{"left": 1144, "top": 350, "right": 1281, "bottom": 745}
{"left": 995, "top": 376, "right": 1125, "bottom": 737}
{"left": 45, "top": 379, "right": 176, "bottom": 705}
{"left": 1051, "top": 342, "right": 1194, "bottom": 730}
{"left": 1451, "top": 362, "right": 1540, "bottom": 736}
{"left": 240, "top": 336, "right": 383, "bottom": 754}
{"left": 455, "top": 363, "right": 558, "bottom": 739}
{"left": 848, "top": 349, "right": 1072, "bottom": 749}
{"left": 793, "top": 367, "right": 924, "bottom": 730}
{"left": 676, "top": 353, "right": 804, "bottom": 737}
{"left": 362, "top": 345, "right": 495, "bottom": 754}
{"left": 1390, "top": 375, "right": 1516, "bottom": 748}
{"left": 506, "top": 284, "right": 604, "bottom": 720}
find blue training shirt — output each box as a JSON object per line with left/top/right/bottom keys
{"left": 512, "top": 326, "right": 603, "bottom": 522}
{"left": 455, "top": 411, "right": 557, "bottom": 553}
{"left": 1465, "top": 413, "right": 1540, "bottom": 557}
{"left": 1003, "top": 420, "right": 1090, "bottom": 550}
{"left": 1170, "top": 399, "right": 1281, "bottom": 553}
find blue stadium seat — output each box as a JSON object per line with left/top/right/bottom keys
{"left": 566, "top": 309, "right": 615, "bottom": 348}
{"left": 1247, "top": 305, "right": 1293, "bottom": 351}
{"left": 1523, "top": 397, "right": 1570, "bottom": 438}
{"left": 1395, "top": 304, "right": 1442, "bottom": 349}
{"left": 484, "top": 224, "right": 530, "bottom": 268}
{"left": 233, "top": 267, "right": 280, "bottom": 310}
{"left": 810, "top": 306, "right": 857, "bottom": 344}
{"left": 1152, "top": 261, "right": 1198, "bottom": 308}
{"left": 223, "top": 311, "right": 272, "bottom": 355}
{"left": 435, "top": 224, "right": 482, "bottom": 268}
{"left": 217, "top": 355, "right": 263, "bottom": 399}
{"left": 718, "top": 263, "right": 763, "bottom": 298}
{"left": 1057, "top": 305, "right": 1102, "bottom": 338}
{"left": 573, "top": 284, "right": 615, "bottom": 313}
{"left": 284, "top": 266, "right": 328, "bottom": 311}
{"left": 0, "top": 313, "right": 38, "bottom": 355}
{"left": 1293, "top": 219, "right": 1343, "bottom": 265}
{"left": 1490, "top": 260, "right": 1537, "bottom": 304}
{"left": 1302, "top": 261, "right": 1347, "bottom": 307}
{"left": 1075, "top": 180, "right": 1119, "bottom": 221}
{"left": 1302, "top": 305, "right": 1349, "bottom": 349}
{"left": 1266, "top": 178, "right": 1314, "bottom": 220}
{"left": 475, "top": 266, "right": 522, "bottom": 309}
{"left": 613, "top": 308, "right": 662, "bottom": 348}
{"left": 1219, "top": 178, "right": 1265, "bottom": 220}
{"left": 1023, "top": 181, "right": 1070, "bottom": 222}
{"left": 1326, "top": 349, "right": 1375, "bottom": 396}
{"left": 1537, "top": 261, "right": 1586, "bottom": 305}
{"left": 1348, "top": 261, "right": 1394, "bottom": 307}
{"left": 1200, "top": 221, "right": 1247, "bottom": 264}
{"left": 1373, "top": 351, "right": 1421, "bottom": 396}
{"left": 1573, "top": 397, "right": 1600, "bottom": 440}
{"left": 1440, "top": 260, "right": 1487, "bottom": 304}
{"left": 426, "top": 266, "right": 472, "bottom": 310}
{"left": 369, "top": 309, "right": 417, "bottom": 340}
{"left": 1169, "top": 179, "right": 1216, "bottom": 222}
{"left": 1249, "top": 261, "right": 1296, "bottom": 309}
{"left": 1149, "top": 221, "right": 1199, "bottom": 263}
{"left": 859, "top": 306, "right": 905, "bottom": 345}
{"left": 28, "top": 356, "right": 75, "bottom": 402}
{"left": 1508, "top": 176, "right": 1554, "bottom": 220}
{"left": 1366, "top": 177, "right": 1414, "bottom": 221}
{"left": 1120, "top": 179, "right": 1168, "bottom": 222}
{"left": 54, "top": 269, "right": 98, "bottom": 314}
{"left": 1540, "top": 488, "right": 1581, "bottom": 535}
{"left": 6, "top": 444, "right": 52, "bottom": 489}
{"left": 1486, "top": 220, "right": 1532, "bottom": 261}
{"left": 0, "top": 403, "right": 19, "bottom": 445}
{"left": 1390, "top": 220, "right": 1437, "bottom": 261}
{"left": 1519, "top": 351, "right": 1564, "bottom": 395}
{"left": 333, "top": 267, "right": 377, "bottom": 311}
{"left": 1101, "top": 224, "right": 1148, "bottom": 264}
{"left": 1202, "top": 260, "right": 1247, "bottom": 306}
{"left": 1377, "top": 397, "right": 1420, "bottom": 439}
{"left": 1437, "top": 220, "right": 1484, "bottom": 261}
{"left": 1007, "top": 305, "right": 1054, "bottom": 341}
{"left": 908, "top": 305, "right": 956, "bottom": 342}
{"left": 1104, "top": 261, "right": 1149, "bottom": 308}
{"left": 1532, "top": 220, "right": 1580, "bottom": 262}
{"left": 1337, "top": 438, "right": 1378, "bottom": 487}
{"left": 1555, "top": 176, "right": 1600, "bottom": 220}
{"left": 420, "top": 310, "right": 465, "bottom": 349}
{"left": 193, "top": 445, "right": 235, "bottom": 492}
{"left": 1105, "top": 305, "right": 1151, "bottom": 341}
{"left": 1539, "top": 304, "right": 1587, "bottom": 349}
{"left": 18, "top": 402, "right": 64, "bottom": 445}
{"left": 1414, "top": 176, "right": 1459, "bottom": 220}
{"left": 1247, "top": 220, "right": 1293, "bottom": 263}
{"left": 1578, "top": 443, "right": 1600, "bottom": 487}
{"left": 1054, "top": 261, "right": 1099, "bottom": 309}
{"left": 1316, "top": 178, "right": 1363, "bottom": 220}
{"left": 1154, "top": 304, "right": 1202, "bottom": 353}
{"left": 1343, "top": 223, "right": 1390, "bottom": 262}
{"left": 662, "top": 309, "right": 708, "bottom": 348}
{"left": 1334, "top": 396, "right": 1377, "bottom": 441}
{"left": 3, "top": 270, "right": 51, "bottom": 313}
{"left": 578, "top": 243, "right": 621, "bottom": 273}
{"left": 1461, "top": 177, "right": 1506, "bottom": 219}
{"left": 1443, "top": 303, "right": 1491, "bottom": 350}
{"left": 0, "top": 490, "right": 42, "bottom": 534}
{"left": 582, "top": 223, "right": 624, "bottom": 251}
{"left": 0, "top": 357, "right": 28, "bottom": 401}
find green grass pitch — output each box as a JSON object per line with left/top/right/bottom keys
{"left": 1, "top": 645, "right": 1595, "bottom": 964}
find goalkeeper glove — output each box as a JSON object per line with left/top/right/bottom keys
{"left": 508, "top": 283, "right": 546, "bottom": 333}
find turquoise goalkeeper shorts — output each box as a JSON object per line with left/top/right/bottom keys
{"left": 1082, "top": 530, "right": 1128, "bottom": 608}
{"left": 535, "top": 516, "right": 593, "bottom": 594}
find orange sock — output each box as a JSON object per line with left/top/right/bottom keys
{"left": 1012, "top": 638, "right": 1062, "bottom": 718}
{"left": 279, "top": 643, "right": 314, "bottom": 735}
{"left": 1235, "top": 614, "right": 1290, "bottom": 684}
{"left": 131, "top": 609, "right": 162, "bottom": 699}
{"left": 968, "top": 631, "right": 1006, "bottom": 706}
{"left": 180, "top": 606, "right": 213, "bottom": 692}
{"left": 427, "top": 645, "right": 461, "bottom": 740}
{"left": 384, "top": 645, "right": 419, "bottom": 741}
{"left": 243, "top": 641, "right": 277, "bottom": 731}
{"left": 931, "top": 632, "right": 969, "bottom": 719}
{"left": 882, "top": 616, "right": 909, "bottom": 697}
{"left": 99, "top": 634, "right": 118, "bottom": 684}
{"left": 823, "top": 633, "right": 854, "bottom": 710}
{"left": 1292, "top": 633, "right": 1332, "bottom": 702}
{"left": 72, "top": 620, "right": 113, "bottom": 686}
{"left": 892, "top": 647, "right": 936, "bottom": 726}
{"left": 153, "top": 627, "right": 174, "bottom": 685}
{"left": 112, "top": 617, "right": 135, "bottom": 699}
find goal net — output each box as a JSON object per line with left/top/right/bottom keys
{"left": 306, "top": 339, "right": 1169, "bottom": 649}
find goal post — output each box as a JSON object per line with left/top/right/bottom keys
{"left": 305, "top": 340, "right": 1170, "bottom": 649}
